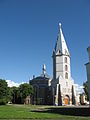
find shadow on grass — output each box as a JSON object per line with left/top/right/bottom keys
{"left": 31, "top": 107, "right": 90, "bottom": 116}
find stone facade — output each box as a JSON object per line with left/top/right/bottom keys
{"left": 30, "top": 65, "right": 52, "bottom": 105}
{"left": 51, "top": 23, "right": 76, "bottom": 106}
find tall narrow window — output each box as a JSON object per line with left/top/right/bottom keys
{"left": 65, "top": 65, "right": 68, "bottom": 71}
{"left": 65, "top": 72, "right": 68, "bottom": 79}
{"left": 65, "top": 57, "right": 67, "bottom": 63}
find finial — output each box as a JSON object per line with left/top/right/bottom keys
{"left": 59, "top": 22, "right": 61, "bottom": 28}
{"left": 43, "top": 64, "right": 46, "bottom": 70}
{"left": 43, "top": 64, "right": 46, "bottom": 77}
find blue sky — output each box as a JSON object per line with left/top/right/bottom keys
{"left": 0, "top": 0, "right": 90, "bottom": 86}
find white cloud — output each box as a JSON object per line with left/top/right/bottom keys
{"left": 6, "top": 80, "right": 27, "bottom": 87}
{"left": 6, "top": 80, "right": 20, "bottom": 87}
{"left": 74, "top": 84, "right": 84, "bottom": 95}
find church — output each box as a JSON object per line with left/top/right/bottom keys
{"left": 30, "top": 23, "right": 77, "bottom": 106}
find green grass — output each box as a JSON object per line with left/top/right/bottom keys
{"left": 0, "top": 104, "right": 89, "bottom": 120}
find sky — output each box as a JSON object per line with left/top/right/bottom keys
{"left": 0, "top": 0, "right": 90, "bottom": 86}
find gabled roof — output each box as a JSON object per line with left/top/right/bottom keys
{"left": 54, "top": 23, "right": 70, "bottom": 56}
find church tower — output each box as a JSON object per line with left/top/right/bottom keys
{"left": 51, "top": 23, "right": 76, "bottom": 106}
{"left": 53, "top": 23, "right": 71, "bottom": 80}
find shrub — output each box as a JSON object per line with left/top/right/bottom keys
{"left": 0, "top": 98, "right": 7, "bottom": 105}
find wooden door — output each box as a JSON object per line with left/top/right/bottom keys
{"left": 65, "top": 98, "right": 68, "bottom": 105}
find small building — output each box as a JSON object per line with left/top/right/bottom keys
{"left": 25, "top": 96, "right": 30, "bottom": 105}
{"left": 85, "top": 46, "right": 90, "bottom": 105}
{"left": 29, "top": 64, "right": 52, "bottom": 105}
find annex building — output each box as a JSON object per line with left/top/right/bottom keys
{"left": 30, "top": 23, "right": 77, "bottom": 106}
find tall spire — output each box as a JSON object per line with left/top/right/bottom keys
{"left": 55, "top": 22, "right": 70, "bottom": 56}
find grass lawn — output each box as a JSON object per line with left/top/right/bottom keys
{"left": 0, "top": 104, "right": 90, "bottom": 120}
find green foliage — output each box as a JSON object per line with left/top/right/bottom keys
{"left": 72, "top": 85, "right": 76, "bottom": 105}
{"left": 0, "top": 79, "right": 33, "bottom": 104}
{"left": 58, "top": 84, "right": 62, "bottom": 106}
{"left": 37, "top": 98, "right": 40, "bottom": 105}
{"left": 10, "top": 86, "right": 20, "bottom": 103}
{"left": 18, "top": 83, "right": 33, "bottom": 103}
{"left": 0, "top": 79, "right": 8, "bottom": 98}
{"left": 83, "top": 81, "right": 89, "bottom": 101}
{"left": 45, "top": 88, "right": 53, "bottom": 105}
{"left": 9, "top": 83, "right": 34, "bottom": 104}
{"left": 0, "top": 98, "right": 7, "bottom": 105}
{"left": 0, "top": 79, "right": 8, "bottom": 105}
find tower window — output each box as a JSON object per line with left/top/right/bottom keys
{"left": 65, "top": 65, "right": 68, "bottom": 71}
{"left": 65, "top": 72, "right": 68, "bottom": 79}
{"left": 65, "top": 57, "right": 67, "bottom": 63}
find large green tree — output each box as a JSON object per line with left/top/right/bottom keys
{"left": 9, "top": 83, "right": 33, "bottom": 104}
{"left": 0, "top": 79, "right": 8, "bottom": 105}
{"left": 18, "top": 83, "right": 33, "bottom": 103}
{"left": 9, "top": 87, "right": 20, "bottom": 104}
{"left": 83, "top": 81, "right": 89, "bottom": 101}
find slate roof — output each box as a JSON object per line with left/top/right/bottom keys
{"left": 54, "top": 23, "right": 70, "bottom": 56}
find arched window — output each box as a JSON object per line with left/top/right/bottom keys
{"left": 64, "top": 57, "right": 67, "bottom": 63}
{"left": 65, "top": 72, "right": 68, "bottom": 79}
{"left": 65, "top": 65, "right": 68, "bottom": 71}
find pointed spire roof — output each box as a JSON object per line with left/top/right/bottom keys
{"left": 55, "top": 22, "right": 70, "bottom": 56}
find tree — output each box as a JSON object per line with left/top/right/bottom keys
{"left": 58, "top": 84, "right": 62, "bottom": 106}
{"left": 83, "top": 81, "right": 89, "bottom": 101}
{"left": 18, "top": 83, "right": 33, "bottom": 103}
{"left": 72, "top": 85, "right": 76, "bottom": 105}
{"left": 0, "top": 79, "right": 8, "bottom": 105}
{"left": 45, "top": 87, "right": 53, "bottom": 105}
{"left": 9, "top": 83, "right": 33, "bottom": 104}
{"left": 9, "top": 86, "right": 20, "bottom": 104}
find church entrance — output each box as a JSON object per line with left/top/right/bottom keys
{"left": 64, "top": 95, "right": 70, "bottom": 105}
